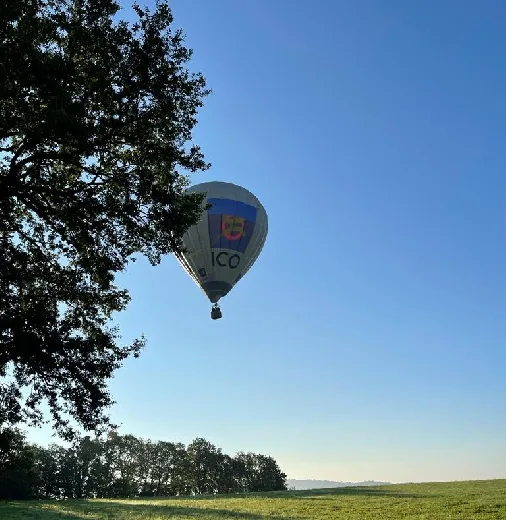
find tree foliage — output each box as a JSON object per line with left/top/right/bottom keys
{"left": 0, "top": 429, "right": 287, "bottom": 499}
{"left": 0, "top": 0, "right": 210, "bottom": 439}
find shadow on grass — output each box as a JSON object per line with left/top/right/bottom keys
{"left": 1, "top": 486, "right": 436, "bottom": 520}
{"left": 14, "top": 499, "right": 270, "bottom": 519}
{"left": 143, "top": 486, "right": 435, "bottom": 501}
{"left": 282, "top": 487, "right": 436, "bottom": 500}
{"left": 2, "top": 501, "right": 87, "bottom": 520}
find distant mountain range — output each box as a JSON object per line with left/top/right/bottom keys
{"left": 286, "top": 479, "right": 391, "bottom": 490}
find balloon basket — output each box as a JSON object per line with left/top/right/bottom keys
{"left": 211, "top": 304, "right": 222, "bottom": 320}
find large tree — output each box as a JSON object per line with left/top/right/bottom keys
{"left": 0, "top": 0, "right": 210, "bottom": 439}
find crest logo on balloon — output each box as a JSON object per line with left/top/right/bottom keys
{"left": 207, "top": 198, "right": 257, "bottom": 253}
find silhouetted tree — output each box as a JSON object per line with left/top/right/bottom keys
{"left": 0, "top": 427, "right": 42, "bottom": 499}
{"left": 35, "top": 444, "right": 60, "bottom": 498}
{"left": 186, "top": 437, "right": 225, "bottom": 495}
{"left": 0, "top": 0, "right": 209, "bottom": 440}
{"left": 216, "top": 454, "right": 243, "bottom": 494}
{"left": 234, "top": 452, "right": 287, "bottom": 492}
{"left": 144, "top": 440, "right": 189, "bottom": 496}
{"left": 0, "top": 431, "right": 287, "bottom": 499}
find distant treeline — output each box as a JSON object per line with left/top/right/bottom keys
{"left": 0, "top": 428, "right": 287, "bottom": 500}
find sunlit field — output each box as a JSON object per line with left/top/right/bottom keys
{"left": 1, "top": 479, "right": 505, "bottom": 519}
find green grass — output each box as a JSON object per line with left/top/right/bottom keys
{"left": 1, "top": 479, "right": 505, "bottom": 519}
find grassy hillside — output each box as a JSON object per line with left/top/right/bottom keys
{"left": 1, "top": 479, "right": 505, "bottom": 519}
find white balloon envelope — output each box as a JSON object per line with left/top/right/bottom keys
{"left": 175, "top": 181, "right": 268, "bottom": 319}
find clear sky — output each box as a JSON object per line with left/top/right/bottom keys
{"left": 28, "top": 0, "right": 505, "bottom": 484}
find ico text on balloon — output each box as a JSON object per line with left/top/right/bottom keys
{"left": 211, "top": 251, "right": 241, "bottom": 269}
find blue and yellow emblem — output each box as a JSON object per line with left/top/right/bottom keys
{"left": 207, "top": 198, "right": 257, "bottom": 253}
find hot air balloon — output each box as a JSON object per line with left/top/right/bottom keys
{"left": 175, "top": 181, "right": 268, "bottom": 320}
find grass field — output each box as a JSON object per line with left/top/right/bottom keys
{"left": 1, "top": 479, "right": 505, "bottom": 519}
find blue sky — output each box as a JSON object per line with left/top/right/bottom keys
{"left": 29, "top": 0, "right": 505, "bottom": 483}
